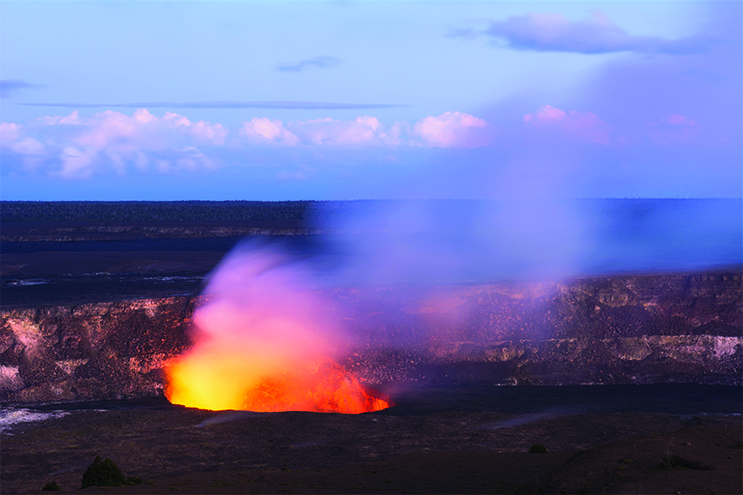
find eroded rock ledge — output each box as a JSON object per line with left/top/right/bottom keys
{"left": 1, "top": 271, "right": 740, "bottom": 404}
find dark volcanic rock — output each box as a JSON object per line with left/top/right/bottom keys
{"left": 1, "top": 298, "right": 195, "bottom": 403}
{"left": 1, "top": 271, "right": 741, "bottom": 404}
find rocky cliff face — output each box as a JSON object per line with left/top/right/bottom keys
{"left": 0, "top": 298, "right": 195, "bottom": 403}
{"left": 1, "top": 271, "right": 740, "bottom": 404}
{"left": 335, "top": 271, "right": 742, "bottom": 385}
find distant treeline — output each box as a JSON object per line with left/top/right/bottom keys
{"left": 2, "top": 198, "right": 738, "bottom": 224}
{"left": 1, "top": 200, "right": 485, "bottom": 224}
{"left": 0, "top": 201, "right": 337, "bottom": 223}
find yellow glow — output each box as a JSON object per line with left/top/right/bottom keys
{"left": 164, "top": 248, "right": 393, "bottom": 414}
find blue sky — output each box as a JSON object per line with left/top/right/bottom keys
{"left": 1, "top": 0, "right": 740, "bottom": 200}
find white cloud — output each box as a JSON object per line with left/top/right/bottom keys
{"left": 287, "top": 116, "right": 390, "bottom": 146}
{"left": 237, "top": 113, "right": 490, "bottom": 149}
{"left": 57, "top": 147, "right": 96, "bottom": 179}
{"left": 240, "top": 117, "right": 299, "bottom": 146}
{"left": 0, "top": 122, "right": 24, "bottom": 143}
{"left": 35, "top": 111, "right": 82, "bottom": 126}
{"left": 1, "top": 109, "right": 492, "bottom": 179}
{"left": 2, "top": 109, "right": 228, "bottom": 179}
{"left": 523, "top": 105, "right": 612, "bottom": 144}
{"left": 10, "top": 137, "right": 45, "bottom": 155}
{"left": 413, "top": 111, "right": 490, "bottom": 148}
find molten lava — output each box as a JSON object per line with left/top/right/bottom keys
{"left": 164, "top": 246, "right": 393, "bottom": 414}
{"left": 167, "top": 357, "right": 392, "bottom": 413}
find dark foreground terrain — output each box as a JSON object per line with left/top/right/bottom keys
{"left": 1, "top": 387, "right": 741, "bottom": 495}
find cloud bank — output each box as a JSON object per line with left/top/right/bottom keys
{"left": 479, "top": 12, "right": 711, "bottom": 54}
{"left": 1, "top": 110, "right": 226, "bottom": 179}
{"left": 1, "top": 109, "right": 494, "bottom": 179}
{"left": 2, "top": 100, "right": 736, "bottom": 198}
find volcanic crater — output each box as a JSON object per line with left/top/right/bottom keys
{"left": 1, "top": 201, "right": 741, "bottom": 494}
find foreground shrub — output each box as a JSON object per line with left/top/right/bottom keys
{"left": 528, "top": 443, "right": 548, "bottom": 453}
{"left": 81, "top": 456, "right": 126, "bottom": 488}
{"left": 41, "top": 480, "right": 61, "bottom": 491}
{"left": 79, "top": 455, "right": 148, "bottom": 488}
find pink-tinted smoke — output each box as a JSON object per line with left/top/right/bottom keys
{"left": 165, "top": 244, "right": 392, "bottom": 413}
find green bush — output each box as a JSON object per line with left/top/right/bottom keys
{"left": 81, "top": 455, "right": 126, "bottom": 488}
{"left": 79, "top": 455, "right": 147, "bottom": 488}
{"left": 125, "top": 475, "right": 146, "bottom": 485}
{"left": 528, "top": 443, "right": 548, "bottom": 453}
{"left": 41, "top": 480, "right": 61, "bottom": 491}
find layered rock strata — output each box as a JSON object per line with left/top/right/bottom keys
{"left": 1, "top": 271, "right": 740, "bottom": 403}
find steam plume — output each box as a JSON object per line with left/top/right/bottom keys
{"left": 166, "top": 243, "right": 391, "bottom": 413}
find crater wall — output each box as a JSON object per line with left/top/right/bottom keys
{"left": 1, "top": 271, "right": 740, "bottom": 404}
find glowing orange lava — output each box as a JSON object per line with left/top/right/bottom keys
{"left": 163, "top": 246, "right": 393, "bottom": 414}
{"left": 166, "top": 357, "right": 392, "bottom": 413}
